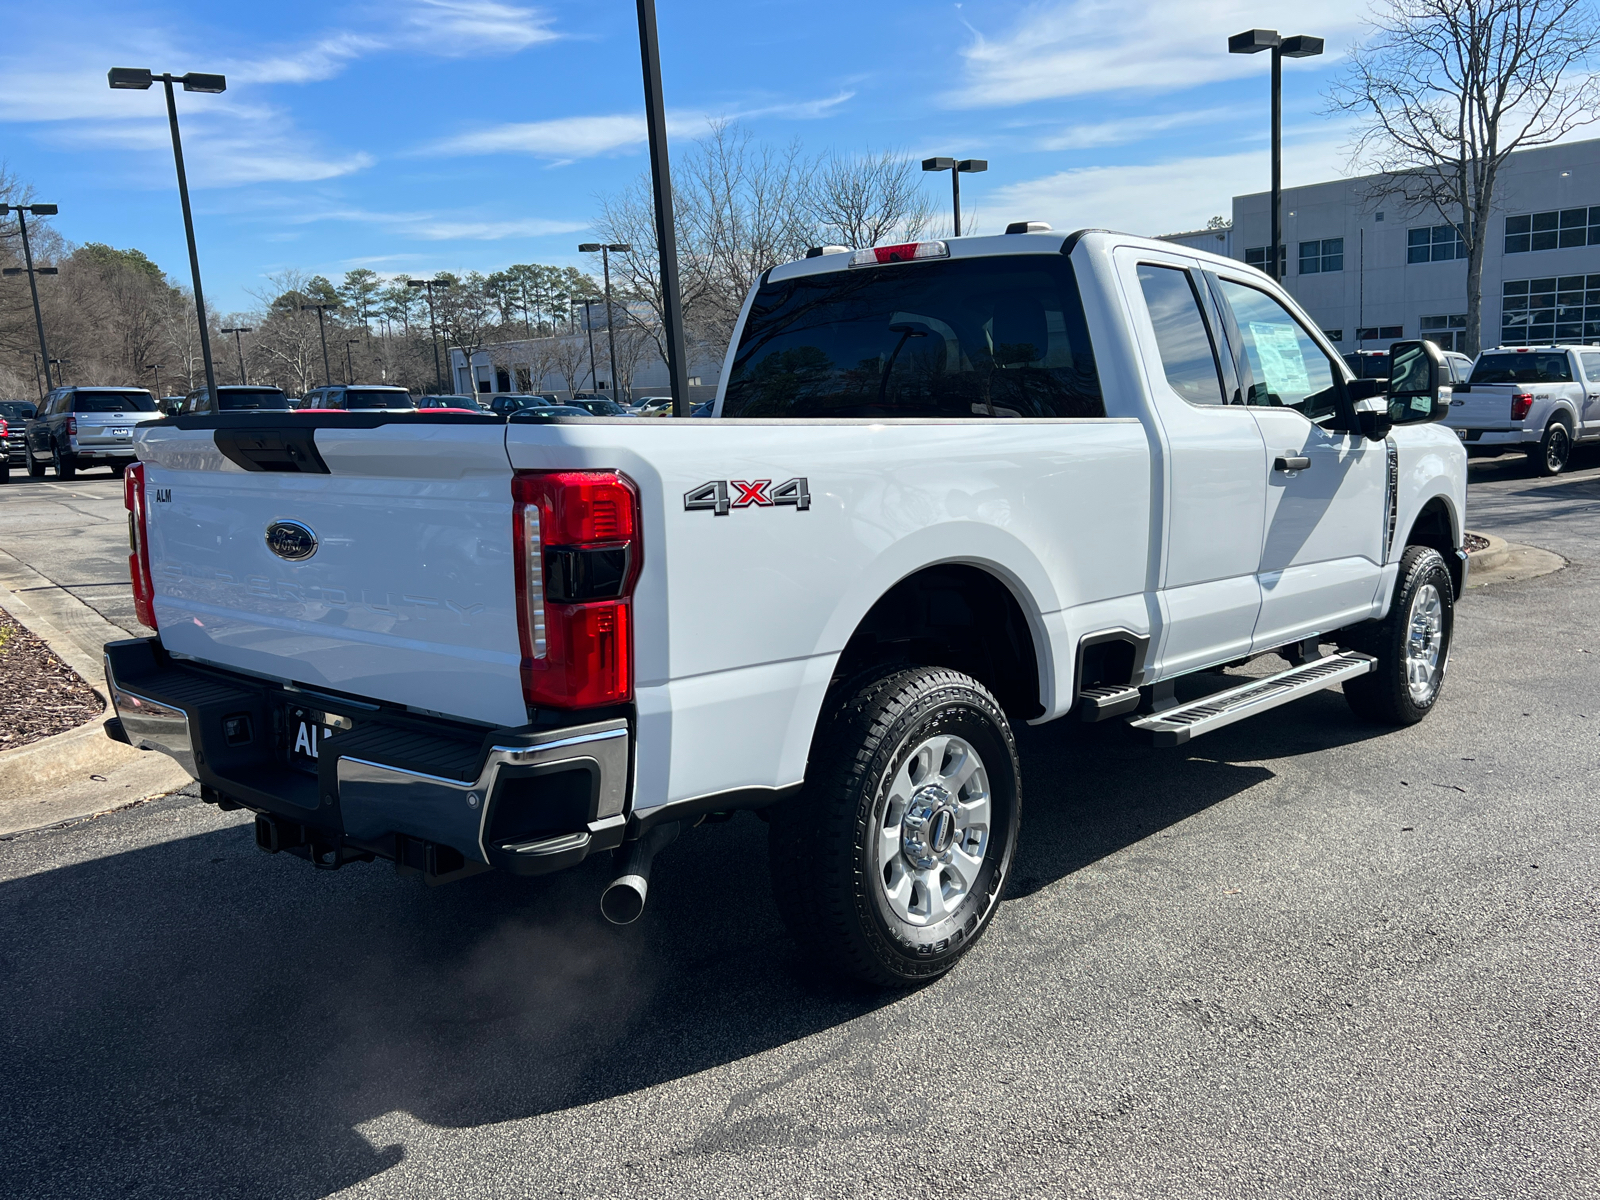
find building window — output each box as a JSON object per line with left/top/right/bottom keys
{"left": 495, "top": 366, "right": 512, "bottom": 393}
{"left": 1322, "top": 329, "right": 1345, "bottom": 343}
{"left": 1501, "top": 274, "right": 1600, "bottom": 345}
{"left": 1298, "top": 238, "right": 1344, "bottom": 274}
{"left": 1407, "top": 224, "right": 1466, "bottom": 263}
{"left": 1420, "top": 314, "right": 1469, "bottom": 352}
{"left": 1505, "top": 207, "right": 1600, "bottom": 254}
{"left": 1356, "top": 325, "right": 1405, "bottom": 341}
{"left": 1245, "top": 245, "right": 1285, "bottom": 274}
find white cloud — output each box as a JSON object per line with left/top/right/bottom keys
{"left": 287, "top": 206, "right": 588, "bottom": 241}
{"left": 397, "top": 0, "right": 559, "bottom": 54}
{"left": 434, "top": 114, "right": 655, "bottom": 159}
{"left": 988, "top": 135, "right": 1354, "bottom": 238}
{"left": 1032, "top": 107, "right": 1243, "bottom": 151}
{"left": 951, "top": 0, "right": 1369, "bottom": 108}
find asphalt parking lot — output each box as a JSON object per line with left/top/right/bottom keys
{"left": 1, "top": 453, "right": 1597, "bottom": 1199}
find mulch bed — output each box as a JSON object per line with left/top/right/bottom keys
{"left": 1464, "top": 532, "right": 1492, "bottom": 554}
{"left": 0, "top": 608, "right": 102, "bottom": 752}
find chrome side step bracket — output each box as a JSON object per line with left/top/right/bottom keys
{"left": 1128, "top": 651, "right": 1376, "bottom": 747}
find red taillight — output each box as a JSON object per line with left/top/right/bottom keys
{"left": 124, "top": 462, "right": 158, "bottom": 629}
{"left": 0, "top": 418, "right": 7, "bottom": 439}
{"left": 1511, "top": 393, "right": 1534, "bottom": 421}
{"left": 66, "top": 415, "right": 77, "bottom": 437}
{"left": 512, "top": 470, "right": 640, "bottom": 709}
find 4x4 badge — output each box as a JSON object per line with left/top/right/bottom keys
{"left": 685, "top": 477, "right": 810, "bottom": 516}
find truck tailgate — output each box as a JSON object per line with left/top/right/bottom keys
{"left": 1449, "top": 384, "right": 1518, "bottom": 430}
{"left": 136, "top": 418, "right": 525, "bottom": 727}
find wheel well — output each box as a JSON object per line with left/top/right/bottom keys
{"left": 1406, "top": 496, "right": 1462, "bottom": 597}
{"left": 832, "top": 564, "right": 1043, "bottom": 719}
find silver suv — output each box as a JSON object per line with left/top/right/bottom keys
{"left": 25, "top": 386, "right": 163, "bottom": 479}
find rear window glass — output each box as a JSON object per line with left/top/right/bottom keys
{"left": 1343, "top": 353, "right": 1389, "bottom": 379}
{"left": 344, "top": 389, "right": 415, "bottom": 410}
{"left": 721, "top": 256, "right": 1103, "bottom": 419}
{"left": 0, "top": 401, "right": 36, "bottom": 420}
{"left": 73, "top": 392, "right": 157, "bottom": 413}
{"left": 217, "top": 389, "right": 290, "bottom": 411}
{"left": 1471, "top": 352, "right": 1573, "bottom": 383}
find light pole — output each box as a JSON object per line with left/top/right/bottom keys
{"left": 220, "top": 325, "right": 251, "bottom": 384}
{"left": 345, "top": 338, "right": 360, "bottom": 384}
{"left": 108, "top": 67, "right": 226, "bottom": 398}
{"left": 1, "top": 203, "right": 61, "bottom": 393}
{"left": 1228, "top": 30, "right": 1323, "bottom": 282}
{"left": 406, "top": 278, "right": 451, "bottom": 393}
{"left": 921, "top": 158, "right": 987, "bottom": 237}
{"left": 301, "top": 302, "right": 335, "bottom": 386}
{"left": 580, "top": 242, "right": 631, "bottom": 402}
{"left": 636, "top": 0, "right": 690, "bottom": 416}
{"left": 144, "top": 363, "right": 162, "bottom": 400}
{"left": 579, "top": 298, "right": 600, "bottom": 390}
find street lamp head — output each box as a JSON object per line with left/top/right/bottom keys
{"left": 578, "top": 242, "right": 603, "bottom": 253}
{"left": 181, "top": 72, "right": 227, "bottom": 93}
{"left": 606, "top": 243, "right": 631, "bottom": 252}
{"left": 922, "top": 157, "right": 956, "bottom": 173}
{"left": 220, "top": 326, "right": 252, "bottom": 334}
{"left": 0, "top": 268, "right": 20, "bottom": 277}
{"left": 1228, "top": 29, "right": 1280, "bottom": 53}
{"left": 956, "top": 159, "right": 988, "bottom": 174}
{"left": 108, "top": 67, "right": 154, "bottom": 90}
{"left": 34, "top": 267, "right": 58, "bottom": 276}
{"left": 406, "top": 279, "right": 425, "bottom": 289}
{"left": 28, "top": 204, "right": 58, "bottom": 216}
{"left": 1280, "top": 35, "right": 1324, "bottom": 58}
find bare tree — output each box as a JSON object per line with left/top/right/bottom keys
{"left": 610, "top": 316, "right": 657, "bottom": 402}
{"left": 1331, "top": 0, "right": 1600, "bottom": 353}
{"left": 550, "top": 334, "right": 589, "bottom": 397}
{"left": 809, "top": 148, "right": 935, "bottom": 249}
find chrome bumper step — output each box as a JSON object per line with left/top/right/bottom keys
{"left": 1129, "top": 651, "right": 1376, "bottom": 747}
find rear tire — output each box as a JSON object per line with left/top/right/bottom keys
{"left": 1530, "top": 417, "right": 1572, "bottom": 476}
{"left": 54, "top": 447, "right": 75, "bottom": 479}
{"left": 25, "top": 443, "right": 44, "bottom": 478}
{"left": 0, "top": 462, "right": 9, "bottom": 485}
{"left": 1342, "top": 545, "right": 1454, "bottom": 726}
{"left": 768, "top": 666, "right": 1020, "bottom": 987}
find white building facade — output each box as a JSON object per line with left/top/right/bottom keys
{"left": 1221, "top": 137, "right": 1600, "bottom": 354}
{"left": 447, "top": 329, "right": 723, "bottom": 402}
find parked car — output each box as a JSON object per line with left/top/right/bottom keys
{"left": 297, "top": 385, "right": 417, "bottom": 412}
{"left": 0, "top": 401, "right": 37, "bottom": 477}
{"left": 179, "top": 386, "right": 292, "bottom": 415}
{"left": 506, "top": 404, "right": 594, "bottom": 420}
{"left": 25, "top": 386, "right": 162, "bottom": 478}
{"left": 417, "top": 394, "right": 486, "bottom": 411}
{"left": 1441, "top": 350, "right": 1473, "bottom": 383}
{"left": 108, "top": 228, "right": 1465, "bottom": 986}
{"left": 634, "top": 395, "right": 674, "bottom": 415}
{"left": 1343, "top": 349, "right": 1391, "bottom": 380}
{"left": 487, "top": 394, "right": 562, "bottom": 416}
{"left": 1444, "top": 344, "right": 1600, "bottom": 474}
{"left": 159, "top": 396, "right": 187, "bottom": 416}
{"left": 565, "top": 397, "right": 631, "bottom": 417}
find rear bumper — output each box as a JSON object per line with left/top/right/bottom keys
{"left": 1455, "top": 428, "right": 1534, "bottom": 446}
{"left": 104, "top": 638, "right": 631, "bottom": 881}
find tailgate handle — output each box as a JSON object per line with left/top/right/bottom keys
{"left": 214, "top": 427, "right": 329, "bottom": 474}
{"left": 1273, "top": 454, "right": 1311, "bottom": 473}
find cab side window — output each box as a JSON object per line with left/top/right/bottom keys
{"left": 1580, "top": 352, "right": 1600, "bottom": 382}
{"left": 1136, "top": 264, "right": 1227, "bottom": 406}
{"left": 1216, "top": 279, "right": 1341, "bottom": 421}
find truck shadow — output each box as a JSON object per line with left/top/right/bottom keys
{"left": 0, "top": 684, "right": 1388, "bottom": 1199}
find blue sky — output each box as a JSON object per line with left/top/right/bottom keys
{"left": 0, "top": 0, "right": 1374, "bottom": 312}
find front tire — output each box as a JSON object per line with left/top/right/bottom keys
{"left": 1342, "top": 545, "right": 1454, "bottom": 725}
{"left": 54, "top": 446, "right": 75, "bottom": 479}
{"left": 1531, "top": 417, "right": 1572, "bottom": 476}
{"left": 769, "top": 666, "right": 1020, "bottom": 987}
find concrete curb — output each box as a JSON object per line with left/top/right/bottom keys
{"left": 1464, "top": 530, "right": 1566, "bottom": 589}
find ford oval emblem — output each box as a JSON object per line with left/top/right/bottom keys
{"left": 265, "top": 520, "right": 318, "bottom": 562}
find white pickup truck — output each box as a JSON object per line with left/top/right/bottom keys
{"left": 105, "top": 229, "right": 1467, "bottom": 985}
{"left": 1445, "top": 344, "right": 1600, "bottom": 475}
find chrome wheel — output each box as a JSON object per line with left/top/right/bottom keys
{"left": 1405, "top": 582, "right": 1444, "bottom": 704}
{"left": 877, "top": 734, "right": 990, "bottom": 927}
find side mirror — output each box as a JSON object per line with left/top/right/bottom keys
{"left": 1388, "top": 339, "right": 1451, "bottom": 425}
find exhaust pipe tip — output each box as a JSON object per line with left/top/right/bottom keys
{"left": 600, "top": 874, "right": 648, "bottom": 925}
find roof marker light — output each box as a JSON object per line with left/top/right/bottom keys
{"left": 848, "top": 241, "right": 950, "bottom": 268}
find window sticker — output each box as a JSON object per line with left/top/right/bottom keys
{"left": 1249, "top": 322, "right": 1311, "bottom": 396}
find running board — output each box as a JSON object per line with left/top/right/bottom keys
{"left": 1128, "top": 651, "right": 1376, "bottom": 747}
{"left": 1078, "top": 685, "right": 1143, "bottom": 722}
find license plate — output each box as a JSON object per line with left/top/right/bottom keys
{"left": 109, "top": 428, "right": 131, "bottom": 437}
{"left": 1456, "top": 429, "right": 1467, "bottom": 440}
{"left": 285, "top": 706, "right": 352, "bottom": 771}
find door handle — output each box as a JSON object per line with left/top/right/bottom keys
{"left": 1273, "top": 455, "right": 1311, "bottom": 472}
